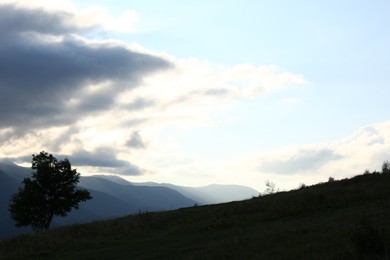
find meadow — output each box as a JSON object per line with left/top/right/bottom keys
{"left": 1, "top": 171, "right": 389, "bottom": 259}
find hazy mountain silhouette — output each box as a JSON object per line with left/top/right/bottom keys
{"left": 0, "top": 161, "right": 258, "bottom": 239}
{"left": 0, "top": 166, "right": 33, "bottom": 238}
{"left": 70, "top": 174, "right": 259, "bottom": 205}
{"left": 79, "top": 176, "right": 197, "bottom": 211}
{"left": 129, "top": 181, "right": 259, "bottom": 204}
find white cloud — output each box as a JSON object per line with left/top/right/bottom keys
{"left": 225, "top": 64, "right": 307, "bottom": 98}
{"left": 239, "top": 121, "right": 390, "bottom": 190}
{"left": 71, "top": 6, "right": 139, "bottom": 33}
{"left": 129, "top": 57, "right": 307, "bottom": 129}
{"left": 258, "top": 146, "right": 342, "bottom": 175}
{"left": 0, "top": 0, "right": 139, "bottom": 33}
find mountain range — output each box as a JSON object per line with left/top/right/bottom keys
{"left": 0, "top": 161, "right": 259, "bottom": 239}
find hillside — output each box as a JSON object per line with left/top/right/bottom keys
{"left": 0, "top": 162, "right": 258, "bottom": 239}
{"left": 1, "top": 171, "right": 389, "bottom": 259}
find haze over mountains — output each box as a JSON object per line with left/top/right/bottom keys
{"left": 0, "top": 161, "right": 258, "bottom": 239}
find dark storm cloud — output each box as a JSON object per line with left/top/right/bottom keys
{"left": 0, "top": 4, "right": 77, "bottom": 35}
{"left": 126, "top": 131, "right": 146, "bottom": 149}
{"left": 69, "top": 148, "right": 143, "bottom": 176}
{"left": 0, "top": 4, "right": 172, "bottom": 132}
{"left": 116, "top": 165, "right": 144, "bottom": 176}
{"left": 13, "top": 147, "right": 143, "bottom": 175}
{"left": 71, "top": 148, "right": 129, "bottom": 167}
{"left": 259, "top": 148, "right": 343, "bottom": 175}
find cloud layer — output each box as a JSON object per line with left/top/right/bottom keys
{"left": 0, "top": 4, "right": 171, "bottom": 132}
{"left": 244, "top": 122, "right": 390, "bottom": 190}
{"left": 0, "top": 2, "right": 307, "bottom": 177}
{"left": 258, "top": 147, "right": 342, "bottom": 175}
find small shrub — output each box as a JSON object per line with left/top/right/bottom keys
{"left": 298, "top": 183, "right": 307, "bottom": 190}
{"left": 363, "top": 170, "right": 371, "bottom": 175}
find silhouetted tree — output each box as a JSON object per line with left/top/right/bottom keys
{"left": 9, "top": 151, "right": 92, "bottom": 232}
{"left": 382, "top": 161, "right": 390, "bottom": 174}
{"left": 264, "top": 180, "right": 278, "bottom": 195}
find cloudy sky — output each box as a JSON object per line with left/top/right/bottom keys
{"left": 1, "top": 0, "right": 390, "bottom": 191}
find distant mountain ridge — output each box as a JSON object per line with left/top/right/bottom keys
{"left": 129, "top": 181, "right": 259, "bottom": 205}
{"left": 94, "top": 175, "right": 260, "bottom": 205}
{"left": 0, "top": 161, "right": 259, "bottom": 239}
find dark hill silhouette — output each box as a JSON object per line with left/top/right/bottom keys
{"left": 52, "top": 189, "right": 139, "bottom": 226}
{"left": 0, "top": 161, "right": 258, "bottom": 239}
{"left": 1, "top": 169, "right": 390, "bottom": 259}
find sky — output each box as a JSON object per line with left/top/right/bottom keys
{"left": 1, "top": 0, "right": 390, "bottom": 192}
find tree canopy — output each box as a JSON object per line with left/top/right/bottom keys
{"left": 9, "top": 151, "right": 92, "bottom": 232}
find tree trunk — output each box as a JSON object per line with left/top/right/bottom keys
{"left": 44, "top": 211, "right": 54, "bottom": 230}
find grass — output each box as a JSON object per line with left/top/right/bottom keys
{"left": 1, "top": 172, "right": 390, "bottom": 259}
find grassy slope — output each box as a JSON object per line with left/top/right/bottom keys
{"left": 1, "top": 173, "right": 390, "bottom": 260}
